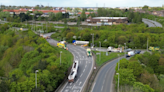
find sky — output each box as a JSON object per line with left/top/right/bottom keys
{"left": 1, "top": 0, "right": 164, "bottom": 7}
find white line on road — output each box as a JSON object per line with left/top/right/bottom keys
{"left": 83, "top": 69, "right": 85, "bottom": 72}
{"left": 61, "top": 82, "right": 68, "bottom": 92}
{"left": 91, "top": 82, "right": 96, "bottom": 92}
{"left": 101, "top": 86, "right": 104, "bottom": 92}
{"left": 79, "top": 82, "right": 82, "bottom": 85}
{"left": 76, "top": 79, "right": 79, "bottom": 83}
{"left": 80, "top": 74, "right": 82, "bottom": 77}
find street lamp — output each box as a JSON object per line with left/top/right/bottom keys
{"left": 147, "top": 38, "right": 148, "bottom": 52}
{"left": 35, "top": 70, "right": 39, "bottom": 89}
{"left": 124, "top": 43, "right": 126, "bottom": 58}
{"left": 99, "top": 41, "right": 101, "bottom": 62}
{"left": 118, "top": 54, "right": 120, "bottom": 71}
{"left": 116, "top": 73, "right": 119, "bottom": 92}
{"left": 60, "top": 51, "right": 62, "bottom": 66}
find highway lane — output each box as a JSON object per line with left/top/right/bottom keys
{"left": 142, "top": 18, "right": 162, "bottom": 27}
{"left": 43, "top": 33, "right": 94, "bottom": 92}
{"left": 61, "top": 45, "right": 93, "bottom": 92}
{"left": 142, "top": 18, "right": 156, "bottom": 27}
{"left": 91, "top": 50, "right": 146, "bottom": 92}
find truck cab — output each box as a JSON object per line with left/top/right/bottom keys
{"left": 87, "top": 48, "right": 92, "bottom": 57}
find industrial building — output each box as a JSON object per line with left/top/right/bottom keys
{"left": 86, "top": 17, "right": 128, "bottom": 25}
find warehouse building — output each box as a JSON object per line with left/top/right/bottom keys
{"left": 86, "top": 17, "right": 128, "bottom": 25}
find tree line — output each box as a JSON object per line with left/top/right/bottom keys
{"left": 0, "top": 23, "right": 73, "bottom": 92}
{"left": 114, "top": 51, "right": 164, "bottom": 92}
{"left": 52, "top": 23, "right": 164, "bottom": 49}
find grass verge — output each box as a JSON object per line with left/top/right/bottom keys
{"left": 93, "top": 51, "right": 124, "bottom": 66}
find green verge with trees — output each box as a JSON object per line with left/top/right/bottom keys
{"left": 93, "top": 51, "right": 124, "bottom": 66}
{"left": 0, "top": 23, "right": 73, "bottom": 92}
{"left": 114, "top": 51, "right": 164, "bottom": 92}
{"left": 51, "top": 23, "right": 164, "bottom": 49}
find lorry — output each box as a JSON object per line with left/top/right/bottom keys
{"left": 57, "top": 41, "right": 68, "bottom": 50}
{"left": 107, "top": 46, "right": 123, "bottom": 53}
{"left": 40, "top": 34, "right": 50, "bottom": 39}
{"left": 72, "top": 40, "right": 89, "bottom": 45}
{"left": 68, "top": 60, "right": 79, "bottom": 82}
{"left": 149, "top": 46, "right": 160, "bottom": 51}
{"left": 86, "top": 48, "right": 92, "bottom": 57}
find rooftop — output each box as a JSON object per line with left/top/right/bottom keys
{"left": 92, "top": 17, "right": 127, "bottom": 19}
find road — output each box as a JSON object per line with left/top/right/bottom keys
{"left": 43, "top": 33, "right": 94, "bottom": 92}
{"left": 91, "top": 50, "right": 145, "bottom": 92}
{"left": 142, "top": 18, "right": 162, "bottom": 27}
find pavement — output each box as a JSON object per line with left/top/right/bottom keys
{"left": 43, "top": 33, "right": 94, "bottom": 92}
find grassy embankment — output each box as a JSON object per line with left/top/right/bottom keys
{"left": 93, "top": 51, "right": 124, "bottom": 66}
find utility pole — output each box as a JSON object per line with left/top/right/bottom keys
{"left": 118, "top": 54, "right": 120, "bottom": 70}
{"left": 116, "top": 73, "right": 119, "bottom": 92}
{"left": 124, "top": 43, "right": 126, "bottom": 58}
{"left": 91, "top": 33, "right": 94, "bottom": 47}
{"left": 147, "top": 38, "right": 148, "bottom": 52}
{"left": 35, "top": 70, "right": 39, "bottom": 89}
{"left": 99, "top": 41, "right": 101, "bottom": 62}
{"left": 60, "top": 51, "right": 62, "bottom": 66}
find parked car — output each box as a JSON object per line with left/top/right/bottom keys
{"left": 134, "top": 50, "right": 141, "bottom": 54}
{"left": 125, "top": 48, "right": 132, "bottom": 52}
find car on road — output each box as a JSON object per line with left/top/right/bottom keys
{"left": 134, "top": 50, "right": 141, "bottom": 54}
{"left": 125, "top": 48, "right": 132, "bottom": 52}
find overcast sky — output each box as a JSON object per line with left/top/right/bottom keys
{"left": 1, "top": 0, "right": 164, "bottom": 7}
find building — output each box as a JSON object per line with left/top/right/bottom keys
{"left": 86, "top": 17, "right": 128, "bottom": 25}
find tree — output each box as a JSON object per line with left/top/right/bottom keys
{"left": 115, "top": 58, "right": 129, "bottom": 72}
{"left": 56, "top": 12, "right": 62, "bottom": 21}
{"left": 64, "top": 18, "right": 67, "bottom": 26}
{"left": 127, "top": 61, "right": 143, "bottom": 77}
{"left": 115, "top": 69, "right": 136, "bottom": 86}
{"left": 81, "top": 10, "right": 86, "bottom": 21}
{"left": 77, "top": 17, "right": 81, "bottom": 26}
{"left": 66, "top": 32, "right": 75, "bottom": 40}
{"left": 133, "top": 82, "right": 154, "bottom": 92}
{"left": 142, "top": 5, "right": 149, "bottom": 10}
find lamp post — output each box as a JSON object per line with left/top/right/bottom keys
{"left": 60, "top": 51, "right": 62, "bottom": 66}
{"left": 35, "top": 70, "right": 39, "bottom": 89}
{"left": 116, "top": 73, "right": 119, "bottom": 92}
{"left": 147, "top": 38, "right": 148, "bottom": 52}
{"left": 91, "top": 33, "right": 94, "bottom": 48}
{"left": 99, "top": 41, "right": 101, "bottom": 62}
{"left": 118, "top": 54, "right": 120, "bottom": 71}
{"left": 124, "top": 43, "right": 126, "bottom": 58}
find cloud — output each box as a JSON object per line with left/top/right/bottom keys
{"left": 0, "top": 0, "right": 163, "bottom": 7}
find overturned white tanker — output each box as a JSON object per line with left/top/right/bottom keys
{"left": 68, "top": 60, "right": 79, "bottom": 82}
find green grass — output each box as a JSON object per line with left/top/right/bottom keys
{"left": 93, "top": 51, "right": 124, "bottom": 66}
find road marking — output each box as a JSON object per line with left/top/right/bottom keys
{"left": 83, "top": 69, "right": 85, "bottom": 72}
{"left": 69, "top": 83, "right": 72, "bottom": 85}
{"left": 61, "top": 82, "right": 68, "bottom": 92}
{"left": 80, "top": 54, "right": 94, "bottom": 92}
{"left": 66, "top": 86, "right": 72, "bottom": 89}
{"left": 76, "top": 79, "right": 79, "bottom": 83}
{"left": 80, "top": 74, "right": 82, "bottom": 77}
{"left": 91, "top": 82, "right": 96, "bottom": 92}
{"left": 64, "top": 89, "right": 69, "bottom": 92}
{"left": 72, "top": 85, "right": 75, "bottom": 90}
{"left": 79, "top": 82, "right": 82, "bottom": 85}
{"left": 101, "top": 86, "right": 104, "bottom": 92}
